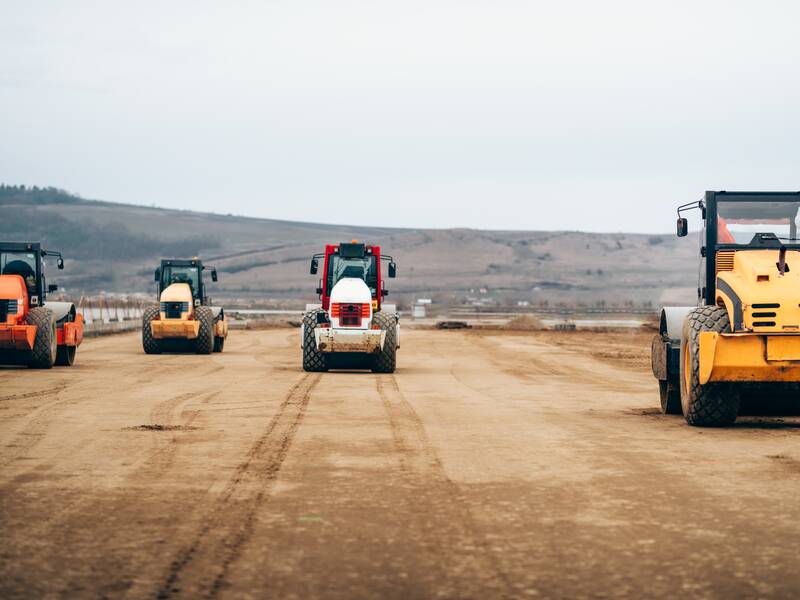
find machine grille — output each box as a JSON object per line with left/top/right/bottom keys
{"left": 0, "top": 299, "right": 18, "bottom": 321}
{"left": 331, "top": 303, "right": 370, "bottom": 327}
{"left": 161, "top": 301, "right": 189, "bottom": 318}
{"left": 716, "top": 250, "right": 736, "bottom": 274}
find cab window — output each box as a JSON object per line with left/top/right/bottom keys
{"left": 161, "top": 266, "right": 201, "bottom": 299}
{"left": 0, "top": 252, "right": 38, "bottom": 293}
{"left": 326, "top": 255, "right": 378, "bottom": 296}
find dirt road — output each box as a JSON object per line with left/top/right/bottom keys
{"left": 2, "top": 328, "right": 800, "bottom": 598}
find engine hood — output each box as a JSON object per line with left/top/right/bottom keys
{"left": 330, "top": 278, "right": 372, "bottom": 305}
{"left": 160, "top": 283, "right": 194, "bottom": 304}
{"left": 0, "top": 274, "right": 26, "bottom": 300}
{"left": 716, "top": 249, "right": 800, "bottom": 332}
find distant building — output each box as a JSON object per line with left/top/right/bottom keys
{"left": 413, "top": 298, "right": 431, "bottom": 319}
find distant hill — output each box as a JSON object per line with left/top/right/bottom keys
{"left": 0, "top": 185, "right": 698, "bottom": 307}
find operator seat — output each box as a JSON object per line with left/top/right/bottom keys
{"left": 2, "top": 260, "right": 36, "bottom": 291}
{"left": 342, "top": 265, "right": 365, "bottom": 280}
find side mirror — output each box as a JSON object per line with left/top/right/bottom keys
{"left": 57, "top": 257, "right": 64, "bottom": 270}
{"left": 310, "top": 258, "right": 319, "bottom": 275}
{"left": 388, "top": 262, "right": 397, "bottom": 278}
{"left": 211, "top": 269, "right": 218, "bottom": 282}
{"left": 154, "top": 267, "right": 161, "bottom": 282}
{"left": 677, "top": 218, "right": 688, "bottom": 237}
{"left": 48, "top": 284, "right": 58, "bottom": 292}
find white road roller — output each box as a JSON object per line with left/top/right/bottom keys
{"left": 301, "top": 242, "right": 399, "bottom": 372}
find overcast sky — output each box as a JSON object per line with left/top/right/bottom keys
{"left": 1, "top": 1, "right": 798, "bottom": 232}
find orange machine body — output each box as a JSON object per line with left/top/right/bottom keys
{"left": 0, "top": 274, "right": 84, "bottom": 352}
{"left": 0, "top": 275, "right": 36, "bottom": 350}
{"left": 58, "top": 313, "right": 84, "bottom": 347}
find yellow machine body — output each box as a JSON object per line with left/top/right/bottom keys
{"left": 150, "top": 283, "right": 200, "bottom": 340}
{"left": 700, "top": 249, "right": 800, "bottom": 384}
{"left": 214, "top": 318, "right": 228, "bottom": 339}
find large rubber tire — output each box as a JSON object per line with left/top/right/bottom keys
{"left": 680, "top": 306, "right": 740, "bottom": 426}
{"left": 371, "top": 312, "right": 397, "bottom": 373}
{"left": 26, "top": 307, "right": 57, "bottom": 369}
{"left": 195, "top": 307, "right": 215, "bottom": 354}
{"left": 659, "top": 380, "right": 681, "bottom": 415}
{"left": 303, "top": 311, "right": 328, "bottom": 372}
{"left": 213, "top": 335, "right": 225, "bottom": 353}
{"left": 142, "top": 306, "right": 162, "bottom": 354}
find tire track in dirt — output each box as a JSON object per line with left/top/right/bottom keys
{"left": 436, "top": 332, "right": 769, "bottom": 560}
{"left": 17, "top": 386, "right": 223, "bottom": 599}
{"left": 155, "top": 372, "right": 322, "bottom": 600}
{"left": 147, "top": 390, "right": 211, "bottom": 428}
{"left": 0, "top": 384, "right": 72, "bottom": 468}
{"left": 441, "top": 333, "right": 651, "bottom": 456}
{"left": 378, "top": 375, "right": 444, "bottom": 474}
{"left": 130, "top": 358, "right": 224, "bottom": 385}
{"left": 376, "top": 375, "right": 510, "bottom": 597}
{"left": 1, "top": 388, "right": 221, "bottom": 549}
{"left": 249, "top": 331, "right": 298, "bottom": 367}
{"left": 132, "top": 389, "right": 221, "bottom": 476}
{"left": 463, "top": 332, "right": 644, "bottom": 393}
{"left": 464, "top": 332, "right": 567, "bottom": 377}
{"left": 0, "top": 384, "right": 66, "bottom": 403}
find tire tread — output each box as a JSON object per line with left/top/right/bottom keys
{"left": 303, "top": 311, "right": 328, "bottom": 372}
{"left": 681, "top": 306, "right": 740, "bottom": 426}
{"left": 142, "top": 305, "right": 162, "bottom": 354}
{"left": 371, "top": 311, "right": 397, "bottom": 373}
{"left": 26, "top": 307, "right": 57, "bottom": 369}
{"left": 195, "top": 307, "right": 214, "bottom": 354}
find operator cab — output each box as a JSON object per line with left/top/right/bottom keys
{"left": 0, "top": 242, "right": 64, "bottom": 305}
{"left": 716, "top": 200, "right": 800, "bottom": 247}
{"left": 309, "top": 242, "right": 397, "bottom": 311}
{"left": 327, "top": 243, "right": 378, "bottom": 297}
{"left": 679, "top": 197, "right": 800, "bottom": 246}
{"left": 155, "top": 258, "right": 218, "bottom": 306}
{"left": 2, "top": 257, "right": 36, "bottom": 291}
{"left": 677, "top": 193, "right": 800, "bottom": 304}
{"left": 164, "top": 266, "right": 200, "bottom": 299}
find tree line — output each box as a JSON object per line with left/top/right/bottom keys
{"left": 0, "top": 185, "right": 219, "bottom": 260}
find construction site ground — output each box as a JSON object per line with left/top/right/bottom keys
{"left": 2, "top": 328, "right": 799, "bottom": 598}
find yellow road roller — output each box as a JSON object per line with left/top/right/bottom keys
{"left": 652, "top": 191, "right": 800, "bottom": 426}
{"left": 142, "top": 258, "right": 228, "bottom": 354}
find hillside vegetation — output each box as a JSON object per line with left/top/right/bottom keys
{"left": 0, "top": 185, "right": 697, "bottom": 307}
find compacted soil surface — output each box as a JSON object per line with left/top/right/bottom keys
{"left": 2, "top": 328, "right": 799, "bottom": 599}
